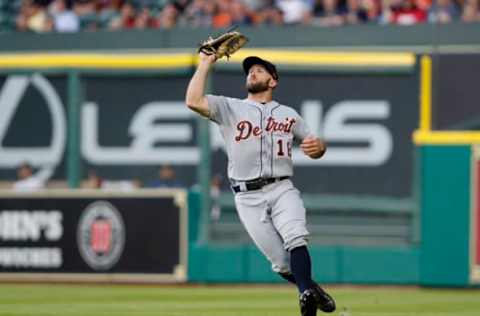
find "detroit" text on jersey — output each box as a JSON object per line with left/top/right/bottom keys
{"left": 235, "top": 117, "right": 296, "bottom": 141}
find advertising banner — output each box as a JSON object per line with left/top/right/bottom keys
{"left": 0, "top": 69, "right": 419, "bottom": 196}
{"left": 0, "top": 190, "right": 187, "bottom": 282}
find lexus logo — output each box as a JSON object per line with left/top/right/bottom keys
{"left": 0, "top": 74, "right": 66, "bottom": 169}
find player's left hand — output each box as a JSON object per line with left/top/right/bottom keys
{"left": 300, "top": 136, "right": 326, "bottom": 159}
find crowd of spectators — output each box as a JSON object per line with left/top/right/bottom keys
{"left": 1, "top": 0, "right": 479, "bottom": 33}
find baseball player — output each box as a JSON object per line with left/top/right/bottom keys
{"left": 185, "top": 52, "right": 336, "bottom": 316}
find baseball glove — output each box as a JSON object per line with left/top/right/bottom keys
{"left": 198, "top": 30, "right": 248, "bottom": 60}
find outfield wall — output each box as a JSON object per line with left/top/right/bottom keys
{"left": 188, "top": 189, "right": 419, "bottom": 284}
{"left": 0, "top": 28, "right": 479, "bottom": 285}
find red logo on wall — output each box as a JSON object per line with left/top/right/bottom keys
{"left": 91, "top": 220, "right": 112, "bottom": 253}
{"left": 77, "top": 201, "right": 125, "bottom": 271}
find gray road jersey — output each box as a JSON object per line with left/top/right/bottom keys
{"left": 207, "top": 95, "right": 311, "bottom": 181}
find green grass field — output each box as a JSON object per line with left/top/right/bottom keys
{"left": 0, "top": 284, "right": 479, "bottom": 316}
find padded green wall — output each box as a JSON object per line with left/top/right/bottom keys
{"left": 419, "top": 145, "right": 471, "bottom": 286}
{"left": 188, "top": 243, "right": 419, "bottom": 284}
{"left": 187, "top": 191, "right": 419, "bottom": 284}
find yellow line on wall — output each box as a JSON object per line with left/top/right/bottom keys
{"left": 224, "top": 49, "right": 416, "bottom": 67}
{"left": 419, "top": 55, "right": 432, "bottom": 131}
{"left": 414, "top": 130, "right": 480, "bottom": 144}
{"left": 0, "top": 50, "right": 416, "bottom": 69}
{"left": 413, "top": 55, "right": 480, "bottom": 146}
{"left": 0, "top": 53, "right": 195, "bottom": 69}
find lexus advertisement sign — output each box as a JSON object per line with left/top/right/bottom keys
{"left": 0, "top": 69, "right": 421, "bottom": 197}
{"left": 0, "top": 191, "right": 187, "bottom": 282}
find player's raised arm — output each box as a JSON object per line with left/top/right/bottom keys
{"left": 185, "top": 52, "right": 216, "bottom": 118}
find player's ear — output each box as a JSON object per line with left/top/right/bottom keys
{"left": 269, "top": 78, "right": 278, "bottom": 89}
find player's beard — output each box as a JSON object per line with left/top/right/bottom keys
{"left": 246, "top": 78, "right": 270, "bottom": 94}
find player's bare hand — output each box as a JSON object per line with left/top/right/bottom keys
{"left": 199, "top": 52, "right": 217, "bottom": 65}
{"left": 300, "top": 136, "right": 326, "bottom": 159}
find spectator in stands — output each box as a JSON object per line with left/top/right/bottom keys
{"left": 135, "top": 6, "right": 159, "bottom": 28}
{"left": 462, "top": 0, "right": 480, "bottom": 21}
{"left": 147, "top": 165, "right": 183, "bottom": 188}
{"left": 428, "top": 0, "right": 461, "bottom": 23}
{"left": 82, "top": 169, "right": 103, "bottom": 189}
{"left": 158, "top": 2, "right": 180, "bottom": 28}
{"left": 256, "top": 0, "right": 284, "bottom": 24}
{"left": 16, "top": 0, "right": 53, "bottom": 32}
{"left": 304, "top": 0, "right": 346, "bottom": 27}
{"left": 379, "top": 0, "right": 397, "bottom": 23}
{"left": 212, "top": 0, "right": 233, "bottom": 28}
{"left": 389, "top": 0, "right": 428, "bottom": 25}
{"left": 49, "top": 0, "right": 80, "bottom": 32}
{"left": 13, "top": 162, "right": 53, "bottom": 192}
{"left": 182, "top": 0, "right": 214, "bottom": 27}
{"left": 416, "top": 0, "right": 432, "bottom": 11}
{"left": 109, "top": 1, "right": 136, "bottom": 30}
{"left": 344, "top": 0, "right": 370, "bottom": 24}
{"left": 97, "top": 0, "right": 123, "bottom": 29}
{"left": 362, "top": 0, "right": 382, "bottom": 21}
{"left": 276, "top": 0, "right": 311, "bottom": 24}
{"left": 74, "top": 0, "right": 98, "bottom": 30}
{"left": 172, "top": 0, "right": 191, "bottom": 14}
{"left": 81, "top": 169, "right": 141, "bottom": 190}
{"left": 230, "top": 0, "right": 256, "bottom": 25}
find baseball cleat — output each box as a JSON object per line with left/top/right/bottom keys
{"left": 312, "top": 285, "right": 336, "bottom": 313}
{"left": 299, "top": 289, "right": 317, "bottom": 316}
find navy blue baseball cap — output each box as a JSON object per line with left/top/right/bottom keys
{"left": 243, "top": 56, "right": 279, "bottom": 81}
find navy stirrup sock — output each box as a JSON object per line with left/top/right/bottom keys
{"left": 279, "top": 272, "right": 318, "bottom": 287}
{"left": 278, "top": 272, "right": 296, "bottom": 284}
{"left": 290, "top": 246, "right": 314, "bottom": 293}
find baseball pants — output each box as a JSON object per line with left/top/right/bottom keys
{"left": 234, "top": 179, "right": 309, "bottom": 273}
